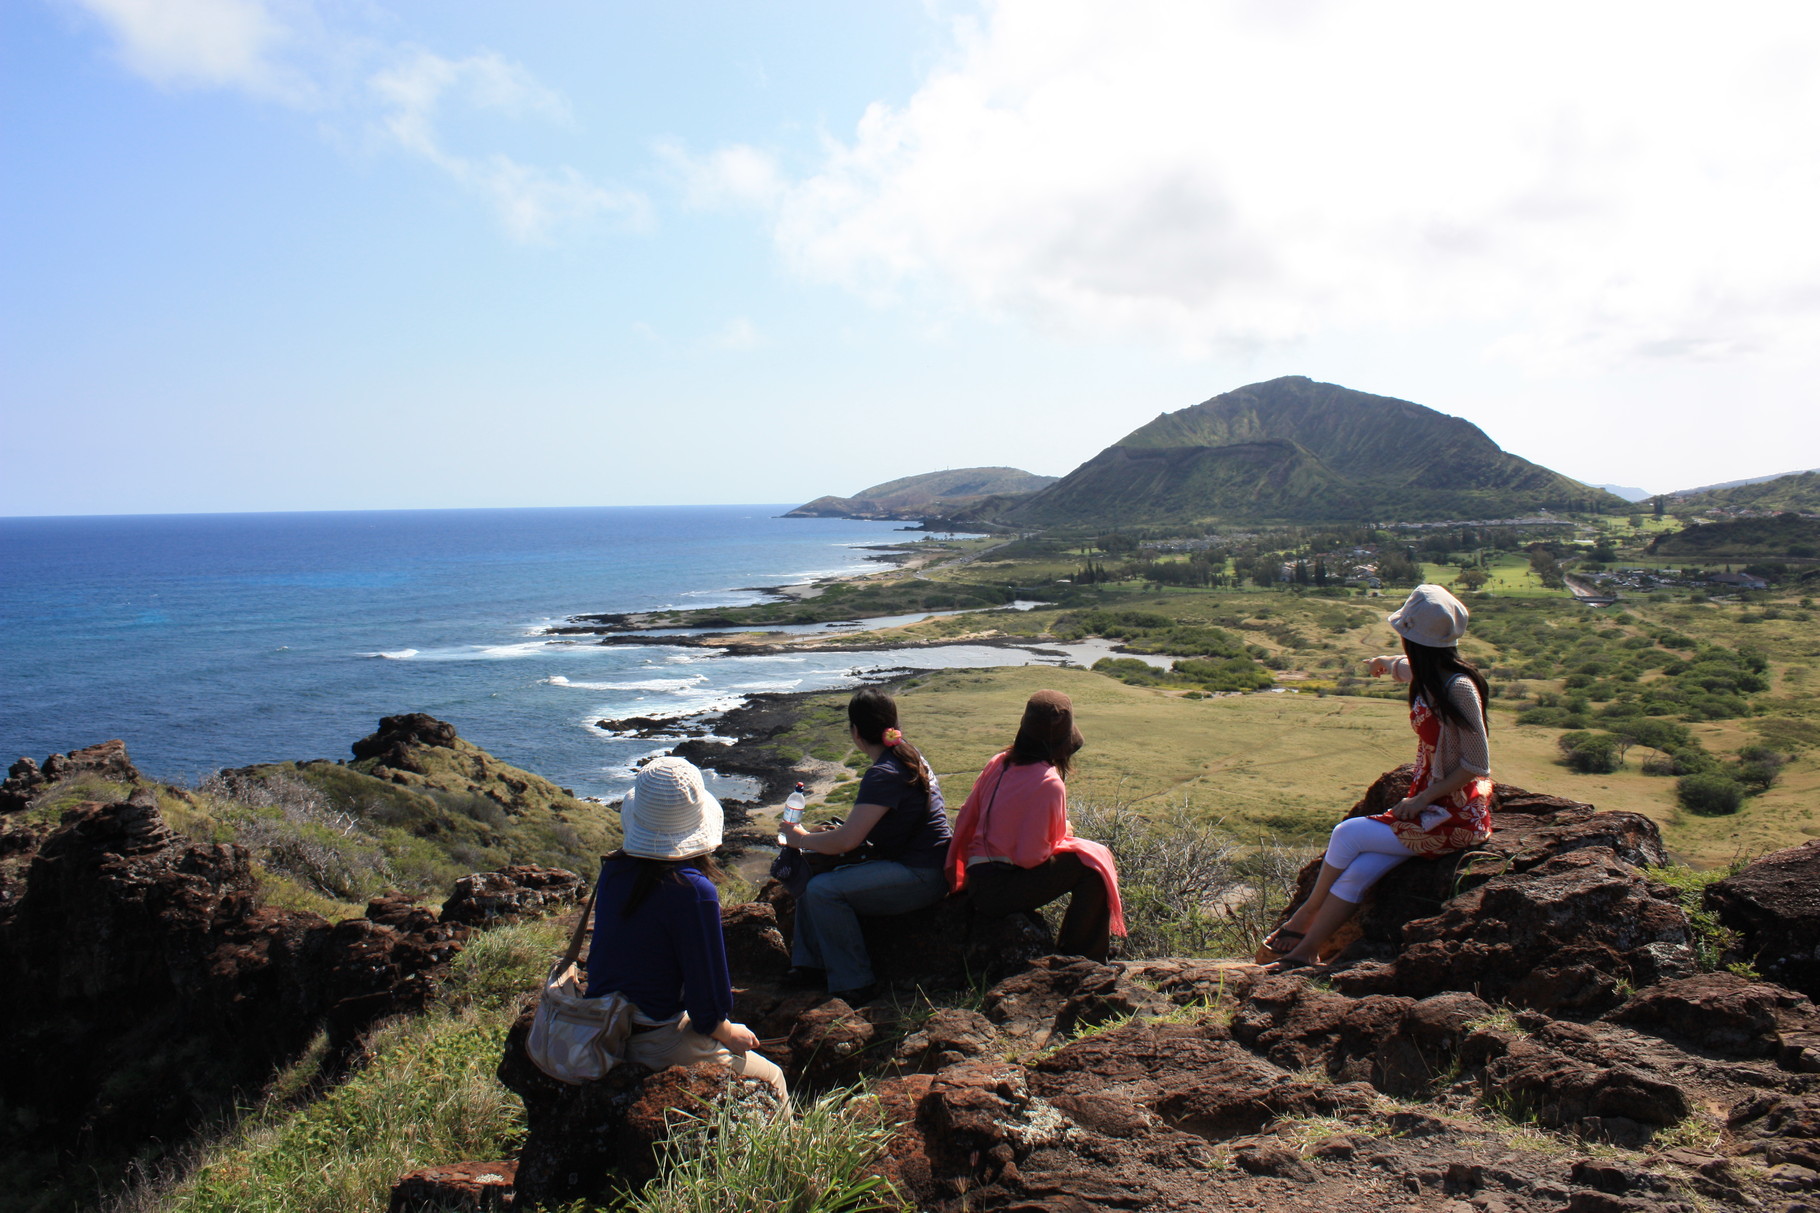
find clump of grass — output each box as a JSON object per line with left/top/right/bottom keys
{"left": 1648, "top": 864, "right": 1759, "bottom": 976}
{"left": 610, "top": 1086, "right": 908, "bottom": 1213}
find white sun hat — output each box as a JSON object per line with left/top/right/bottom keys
{"left": 1388, "top": 583, "right": 1470, "bottom": 648}
{"left": 620, "top": 756, "right": 722, "bottom": 859}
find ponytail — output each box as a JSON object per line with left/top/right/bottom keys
{"left": 848, "top": 687, "right": 930, "bottom": 792}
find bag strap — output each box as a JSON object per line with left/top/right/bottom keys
{"left": 557, "top": 862, "right": 604, "bottom": 970}
{"left": 978, "top": 758, "right": 1011, "bottom": 839}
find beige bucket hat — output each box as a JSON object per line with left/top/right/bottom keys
{"left": 1388, "top": 583, "right": 1470, "bottom": 648}
{"left": 620, "top": 756, "right": 722, "bottom": 859}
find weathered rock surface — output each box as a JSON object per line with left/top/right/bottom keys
{"left": 1707, "top": 838, "right": 1820, "bottom": 1000}
{"left": 440, "top": 865, "right": 586, "bottom": 928}
{"left": 487, "top": 771, "right": 1820, "bottom": 1213}
{"left": 1, "top": 738, "right": 143, "bottom": 811}
{"left": 496, "top": 1006, "right": 780, "bottom": 1210}
{"left": 387, "top": 1160, "right": 516, "bottom": 1212}
{"left": 0, "top": 780, "right": 575, "bottom": 1203}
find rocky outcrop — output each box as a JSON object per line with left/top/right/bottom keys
{"left": 440, "top": 865, "right": 586, "bottom": 928}
{"left": 497, "top": 771, "right": 1820, "bottom": 1213}
{"left": 1706, "top": 838, "right": 1820, "bottom": 1000}
{"left": 0, "top": 785, "right": 569, "bottom": 1201}
{"left": 350, "top": 712, "right": 460, "bottom": 766}
{"left": 2, "top": 739, "right": 143, "bottom": 811}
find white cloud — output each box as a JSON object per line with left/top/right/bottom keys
{"left": 65, "top": 1, "right": 645, "bottom": 241}
{"left": 693, "top": 0, "right": 1820, "bottom": 371}
{"left": 708, "top": 316, "right": 763, "bottom": 351}
{"left": 369, "top": 49, "right": 647, "bottom": 241}
{"left": 67, "top": 0, "right": 300, "bottom": 96}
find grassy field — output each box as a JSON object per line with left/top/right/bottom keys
{"left": 756, "top": 566, "right": 1818, "bottom": 867}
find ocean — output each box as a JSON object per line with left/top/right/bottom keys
{"left": 0, "top": 506, "right": 1076, "bottom": 801}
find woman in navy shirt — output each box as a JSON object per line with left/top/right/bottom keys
{"left": 585, "top": 756, "right": 786, "bottom": 1098}
{"left": 778, "top": 688, "right": 951, "bottom": 1004}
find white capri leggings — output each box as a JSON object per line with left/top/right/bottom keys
{"left": 1325, "top": 816, "right": 1415, "bottom": 903}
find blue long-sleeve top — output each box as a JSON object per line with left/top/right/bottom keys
{"left": 583, "top": 856, "right": 733, "bottom": 1036}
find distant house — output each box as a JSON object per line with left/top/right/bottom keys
{"left": 1709, "top": 572, "right": 1769, "bottom": 590}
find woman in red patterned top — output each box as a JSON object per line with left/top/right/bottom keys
{"left": 1262, "top": 584, "right": 1492, "bottom": 971}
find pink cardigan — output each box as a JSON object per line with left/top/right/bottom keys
{"left": 947, "top": 753, "right": 1126, "bottom": 936}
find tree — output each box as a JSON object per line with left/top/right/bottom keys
{"left": 1677, "top": 772, "right": 1745, "bottom": 815}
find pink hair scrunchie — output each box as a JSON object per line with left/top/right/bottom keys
{"left": 882, "top": 727, "right": 903, "bottom": 746}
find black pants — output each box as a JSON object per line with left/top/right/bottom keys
{"left": 965, "top": 852, "right": 1111, "bottom": 962}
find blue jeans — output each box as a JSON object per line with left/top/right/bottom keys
{"left": 791, "top": 860, "right": 949, "bottom": 992}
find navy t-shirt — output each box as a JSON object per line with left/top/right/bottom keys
{"left": 583, "top": 856, "right": 732, "bottom": 1034}
{"left": 856, "top": 755, "right": 951, "bottom": 868}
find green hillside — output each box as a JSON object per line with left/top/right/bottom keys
{"left": 786, "top": 466, "right": 1056, "bottom": 519}
{"left": 1647, "top": 514, "right": 1820, "bottom": 560}
{"left": 985, "top": 377, "right": 1622, "bottom": 526}
{"left": 1672, "top": 470, "right": 1820, "bottom": 514}
{"left": 222, "top": 713, "right": 620, "bottom": 916}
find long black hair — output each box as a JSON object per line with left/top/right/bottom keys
{"left": 606, "top": 851, "right": 725, "bottom": 918}
{"left": 1403, "top": 638, "right": 1490, "bottom": 730}
{"left": 849, "top": 687, "right": 931, "bottom": 792}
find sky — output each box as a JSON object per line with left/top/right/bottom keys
{"left": 3, "top": 0, "right": 1818, "bottom": 516}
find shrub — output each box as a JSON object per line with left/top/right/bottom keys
{"left": 1556, "top": 732, "right": 1620, "bottom": 774}
{"left": 1065, "top": 798, "right": 1311, "bottom": 960}
{"left": 1677, "top": 773, "right": 1746, "bottom": 816}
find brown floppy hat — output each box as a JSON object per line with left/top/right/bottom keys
{"left": 1016, "top": 690, "right": 1084, "bottom": 764}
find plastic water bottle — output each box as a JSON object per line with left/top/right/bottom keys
{"left": 777, "top": 783, "right": 807, "bottom": 848}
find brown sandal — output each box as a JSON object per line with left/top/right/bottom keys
{"left": 1260, "top": 927, "right": 1305, "bottom": 957}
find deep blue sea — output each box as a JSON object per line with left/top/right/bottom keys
{"left": 0, "top": 507, "right": 1070, "bottom": 800}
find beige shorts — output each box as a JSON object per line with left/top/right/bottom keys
{"left": 624, "top": 1014, "right": 788, "bottom": 1101}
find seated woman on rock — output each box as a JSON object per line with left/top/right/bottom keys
{"left": 586, "top": 756, "right": 787, "bottom": 1099}
{"left": 1262, "top": 584, "right": 1493, "bottom": 972}
{"left": 777, "top": 687, "right": 951, "bottom": 1004}
{"left": 946, "top": 690, "right": 1125, "bottom": 961}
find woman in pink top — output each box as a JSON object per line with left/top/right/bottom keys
{"left": 947, "top": 690, "right": 1126, "bottom": 961}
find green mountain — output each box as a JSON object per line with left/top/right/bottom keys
{"left": 1671, "top": 470, "right": 1820, "bottom": 514}
{"left": 786, "top": 466, "right": 1056, "bottom": 519}
{"left": 1647, "top": 514, "right": 1820, "bottom": 559}
{"left": 982, "top": 376, "right": 1623, "bottom": 527}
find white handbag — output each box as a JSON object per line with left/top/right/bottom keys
{"left": 526, "top": 877, "right": 634, "bottom": 1084}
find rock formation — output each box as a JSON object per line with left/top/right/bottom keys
{"left": 486, "top": 772, "right": 1820, "bottom": 1213}
{"left": 0, "top": 742, "right": 584, "bottom": 1205}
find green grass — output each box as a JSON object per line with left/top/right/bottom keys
{"left": 602, "top": 1086, "right": 908, "bottom": 1213}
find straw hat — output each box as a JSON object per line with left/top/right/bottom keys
{"left": 620, "top": 756, "right": 722, "bottom": 859}
{"left": 1388, "top": 583, "right": 1470, "bottom": 648}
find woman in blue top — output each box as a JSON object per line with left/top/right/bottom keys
{"left": 585, "top": 756, "right": 786, "bottom": 1098}
{"left": 778, "top": 687, "right": 951, "bottom": 1004}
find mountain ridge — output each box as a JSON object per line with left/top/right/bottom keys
{"left": 980, "top": 376, "right": 1623, "bottom": 527}
{"left": 786, "top": 465, "right": 1056, "bottom": 520}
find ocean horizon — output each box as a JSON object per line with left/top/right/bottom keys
{"left": 0, "top": 504, "right": 1072, "bottom": 801}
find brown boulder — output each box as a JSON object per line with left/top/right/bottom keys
{"left": 720, "top": 899, "right": 790, "bottom": 980}
{"left": 3, "top": 740, "right": 145, "bottom": 813}
{"left": 1482, "top": 1036, "right": 1690, "bottom": 1129}
{"left": 889, "top": 1007, "right": 997, "bottom": 1074}
{"left": 388, "top": 1160, "right": 516, "bottom": 1212}
{"left": 761, "top": 881, "right": 1054, "bottom": 991}
{"left": 1336, "top": 847, "right": 1694, "bottom": 1015}
{"left": 350, "top": 713, "right": 460, "bottom": 768}
{"left": 1287, "top": 769, "right": 1672, "bottom": 967}
{"left": 0, "top": 793, "right": 480, "bottom": 1197}
{"left": 1608, "top": 971, "right": 1814, "bottom": 1058}
{"left": 496, "top": 1006, "right": 779, "bottom": 1208}
{"left": 785, "top": 997, "right": 878, "bottom": 1085}
{"left": 439, "top": 866, "right": 586, "bottom": 929}
{"left": 1706, "top": 839, "right": 1820, "bottom": 1001}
